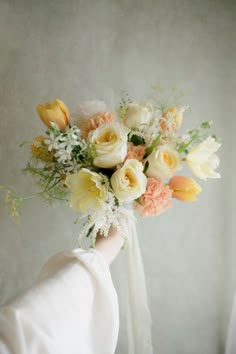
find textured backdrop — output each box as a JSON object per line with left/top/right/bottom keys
{"left": 0, "top": 0, "right": 235, "bottom": 353}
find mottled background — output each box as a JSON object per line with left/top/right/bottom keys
{"left": 0, "top": 0, "right": 235, "bottom": 353}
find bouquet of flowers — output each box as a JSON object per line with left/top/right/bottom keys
{"left": 1, "top": 90, "right": 221, "bottom": 245}
{"left": 1, "top": 89, "right": 221, "bottom": 354}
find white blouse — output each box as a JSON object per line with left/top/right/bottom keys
{"left": 0, "top": 249, "right": 119, "bottom": 354}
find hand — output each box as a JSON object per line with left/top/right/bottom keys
{"left": 95, "top": 225, "right": 125, "bottom": 266}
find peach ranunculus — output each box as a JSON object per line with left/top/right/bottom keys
{"left": 81, "top": 112, "right": 115, "bottom": 139}
{"left": 159, "top": 106, "right": 183, "bottom": 132}
{"left": 134, "top": 177, "right": 172, "bottom": 217}
{"left": 36, "top": 99, "right": 70, "bottom": 131}
{"left": 124, "top": 143, "right": 146, "bottom": 163}
{"left": 31, "top": 136, "right": 53, "bottom": 162}
{"left": 168, "top": 176, "right": 202, "bottom": 201}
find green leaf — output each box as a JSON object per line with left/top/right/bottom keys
{"left": 135, "top": 197, "right": 143, "bottom": 206}
{"left": 201, "top": 120, "right": 212, "bottom": 129}
{"left": 144, "top": 133, "right": 162, "bottom": 158}
{"left": 143, "top": 161, "right": 149, "bottom": 174}
{"left": 129, "top": 133, "right": 145, "bottom": 146}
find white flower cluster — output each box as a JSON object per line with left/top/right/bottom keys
{"left": 78, "top": 190, "right": 120, "bottom": 245}
{"left": 45, "top": 126, "right": 81, "bottom": 163}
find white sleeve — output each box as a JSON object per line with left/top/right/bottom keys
{"left": 0, "top": 248, "right": 119, "bottom": 354}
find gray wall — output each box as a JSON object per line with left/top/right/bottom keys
{"left": 0, "top": 0, "right": 235, "bottom": 353}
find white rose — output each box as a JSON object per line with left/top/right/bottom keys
{"left": 146, "top": 145, "right": 182, "bottom": 179}
{"left": 90, "top": 122, "right": 129, "bottom": 168}
{"left": 111, "top": 159, "right": 147, "bottom": 202}
{"left": 186, "top": 137, "right": 221, "bottom": 180}
{"left": 123, "top": 102, "right": 153, "bottom": 129}
{"left": 72, "top": 100, "right": 108, "bottom": 128}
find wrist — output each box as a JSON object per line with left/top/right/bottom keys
{"left": 94, "top": 226, "right": 124, "bottom": 265}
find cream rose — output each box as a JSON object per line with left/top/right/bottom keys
{"left": 111, "top": 159, "right": 147, "bottom": 202}
{"left": 65, "top": 169, "right": 107, "bottom": 212}
{"left": 186, "top": 137, "right": 221, "bottom": 180}
{"left": 146, "top": 145, "right": 182, "bottom": 179}
{"left": 89, "top": 122, "right": 129, "bottom": 168}
{"left": 123, "top": 102, "right": 153, "bottom": 129}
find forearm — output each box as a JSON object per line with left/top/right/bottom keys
{"left": 95, "top": 226, "right": 124, "bottom": 265}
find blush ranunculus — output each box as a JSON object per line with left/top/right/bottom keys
{"left": 81, "top": 112, "right": 115, "bottom": 139}
{"left": 134, "top": 177, "right": 172, "bottom": 216}
{"left": 168, "top": 176, "right": 202, "bottom": 201}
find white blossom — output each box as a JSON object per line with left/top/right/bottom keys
{"left": 44, "top": 126, "right": 81, "bottom": 163}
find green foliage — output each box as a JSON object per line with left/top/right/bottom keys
{"left": 116, "top": 91, "right": 132, "bottom": 120}
{"left": 143, "top": 161, "right": 149, "bottom": 174}
{"left": 23, "top": 161, "right": 68, "bottom": 203}
{"left": 144, "top": 133, "right": 162, "bottom": 158}
{"left": 148, "top": 85, "right": 186, "bottom": 113}
{"left": 177, "top": 120, "right": 219, "bottom": 155}
{"left": 128, "top": 132, "right": 145, "bottom": 146}
{"left": 201, "top": 120, "right": 212, "bottom": 129}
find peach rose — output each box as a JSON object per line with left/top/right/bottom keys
{"left": 81, "top": 112, "right": 115, "bottom": 139}
{"left": 134, "top": 177, "right": 172, "bottom": 217}
{"left": 124, "top": 143, "right": 146, "bottom": 162}
{"left": 168, "top": 176, "right": 202, "bottom": 201}
{"left": 36, "top": 99, "right": 70, "bottom": 131}
{"left": 159, "top": 106, "right": 183, "bottom": 132}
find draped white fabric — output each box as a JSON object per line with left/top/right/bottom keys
{"left": 119, "top": 208, "right": 153, "bottom": 354}
{"left": 0, "top": 249, "right": 119, "bottom": 354}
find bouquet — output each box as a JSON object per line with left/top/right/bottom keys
{"left": 1, "top": 88, "right": 221, "bottom": 354}
{"left": 1, "top": 90, "right": 221, "bottom": 245}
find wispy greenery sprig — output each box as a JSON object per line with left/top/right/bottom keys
{"left": 148, "top": 85, "right": 186, "bottom": 114}
{"left": 177, "top": 120, "right": 220, "bottom": 155}
{"left": 116, "top": 91, "right": 132, "bottom": 120}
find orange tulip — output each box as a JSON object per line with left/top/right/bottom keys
{"left": 168, "top": 176, "right": 202, "bottom": 201}
{"left": 31, "top": 136, "right": 52, "bottom": 162}
{"left": 36, "top": 99, "right": 70, "bottom": 131}
{"left": 160, "top": 106, "right": 183, "bottom": 132}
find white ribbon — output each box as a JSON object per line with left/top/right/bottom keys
{"left": 119, "top": 208, "right": 153, "bottom": 354}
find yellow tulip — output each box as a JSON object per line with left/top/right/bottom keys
{"left": 168, "top": 176, "right": 202, "bottom": 201}
{"left": 31, "top": 136, "right": 52, "bottom": 162}
{"left": 36, "top": 99, "right": 70, "bottom": 131}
